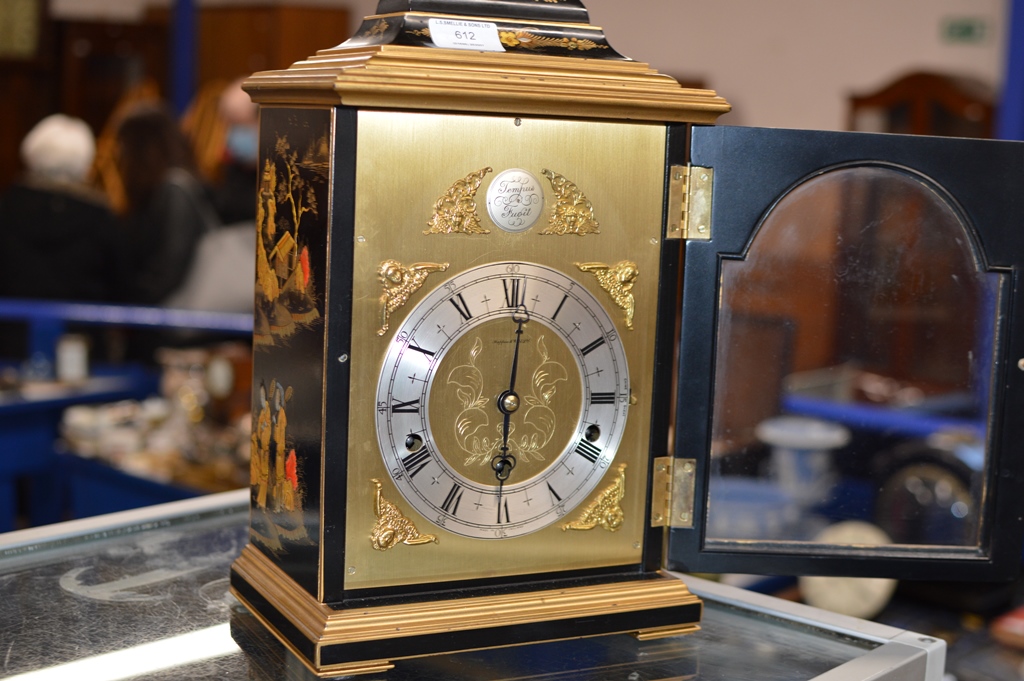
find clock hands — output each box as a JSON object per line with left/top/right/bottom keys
{"left": 493, "top": 303, "right": 530, "bottom": 521}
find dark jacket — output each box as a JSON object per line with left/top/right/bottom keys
{"left": 123, "top": 168, "right": 219, "bottom": 305}
{"left": 0, "top": 178, "right": 128, "bottom": 302}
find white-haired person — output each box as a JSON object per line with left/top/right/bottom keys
{"left": 0, "top": 114, "right": 127, "bottom": 302}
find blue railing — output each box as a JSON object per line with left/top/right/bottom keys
{"left": 0, "top": 298, "right": 253, "bottom": 363}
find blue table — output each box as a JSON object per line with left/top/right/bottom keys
{"left": 0, "top": 299, "right": 252, "bottom": 532}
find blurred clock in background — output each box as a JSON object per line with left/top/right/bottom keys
{"left": 798, "top": 521, "right": 898, "bottom": 619}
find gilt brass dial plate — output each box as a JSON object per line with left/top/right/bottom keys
{"left": 343, "top": 110, "right": 666, "bottom": 591}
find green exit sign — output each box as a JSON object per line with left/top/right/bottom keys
{"left": 942, "top": 17, "right": 988, "bottom": 44}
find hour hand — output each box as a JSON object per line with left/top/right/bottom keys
{"left": 493, "top": 390, "right": 518, "bottom": 487}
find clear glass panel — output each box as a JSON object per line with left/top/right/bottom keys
{"left": 706, "top": 166, "right": 999, "bottom": 553}
{"left": 0, "top": 496, "right": 880, "bottom": 681}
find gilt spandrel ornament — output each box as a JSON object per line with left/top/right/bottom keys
{"left": 377, "top": 260, "right": 450, "bottom": 335}
{"left": 562, "top": 464, "right": 627, "bottom": 532}
{"left": 425, "top": 167, "right": 493, "bottom": 235}
{"left": 576, "top": 261, "right": 638, "bottom": 330}
{"left": 541, "top": 169, "right": 600, "bottom": 236}
{"left": 370, "top": 479, "right": 438, "bottom": 551}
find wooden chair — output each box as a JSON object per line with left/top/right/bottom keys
{"left": 848, "top": 71, "right": 994, "bottom": 138}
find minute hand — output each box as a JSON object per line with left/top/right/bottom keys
{"left": 507, "top": 309, "right": 526, "bottom": 399}
{"left": 494, "top": 306, "right": 529, "bottom": 515}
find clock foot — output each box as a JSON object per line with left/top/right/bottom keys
{"left": 634, "top": 623, "right": 702, "bottom": 641}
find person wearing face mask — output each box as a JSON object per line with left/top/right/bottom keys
{"left": 128, "top": 87, "right": 256, "bottom": 316}
{"left": 212, "top": 78, "right": 259, "bottom": 225}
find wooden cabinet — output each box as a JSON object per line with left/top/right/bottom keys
{"left": 58, "top": 19, "right": 169, "bottom": 135}
{"left": 0, "top": 0, "right": 53, "bottom": 189}
{"left": 196, "top": 6, "right": 350, "bottom": 85}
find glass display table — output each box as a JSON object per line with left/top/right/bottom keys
{"left": 0, "top": 490, "right": 943, "bottom": 680}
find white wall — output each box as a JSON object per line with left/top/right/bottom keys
{"left": 52, "top": 0, "right": 1008, "bottom": 131}
{"left": 581, "top": 0, "right": 1007, "bottom": 129}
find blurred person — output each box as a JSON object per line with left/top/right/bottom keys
{"left": 115, "top": 102, "right": 222, "bottom": 306}
{"left": 0, "top": 114, "right": 127, "bottom": 302}
{"left": 212, "top": 77, "right": 259, "bottom": 225}
{"left": 117, "top": 102, "right": 253, "bottom": 314}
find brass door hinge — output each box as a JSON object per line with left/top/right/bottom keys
{"left": 666, "top": 165, "right": 713, "bottom": 241}
{"left": 651, "top": 457, "right": 696, "bottom": 528}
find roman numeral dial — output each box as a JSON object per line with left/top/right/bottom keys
{"left": 375, "top": 262, "right": 631, "bottom": 540}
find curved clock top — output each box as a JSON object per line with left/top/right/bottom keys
{"left": 375, "top": 261, "right": 630, "bottom": 539}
